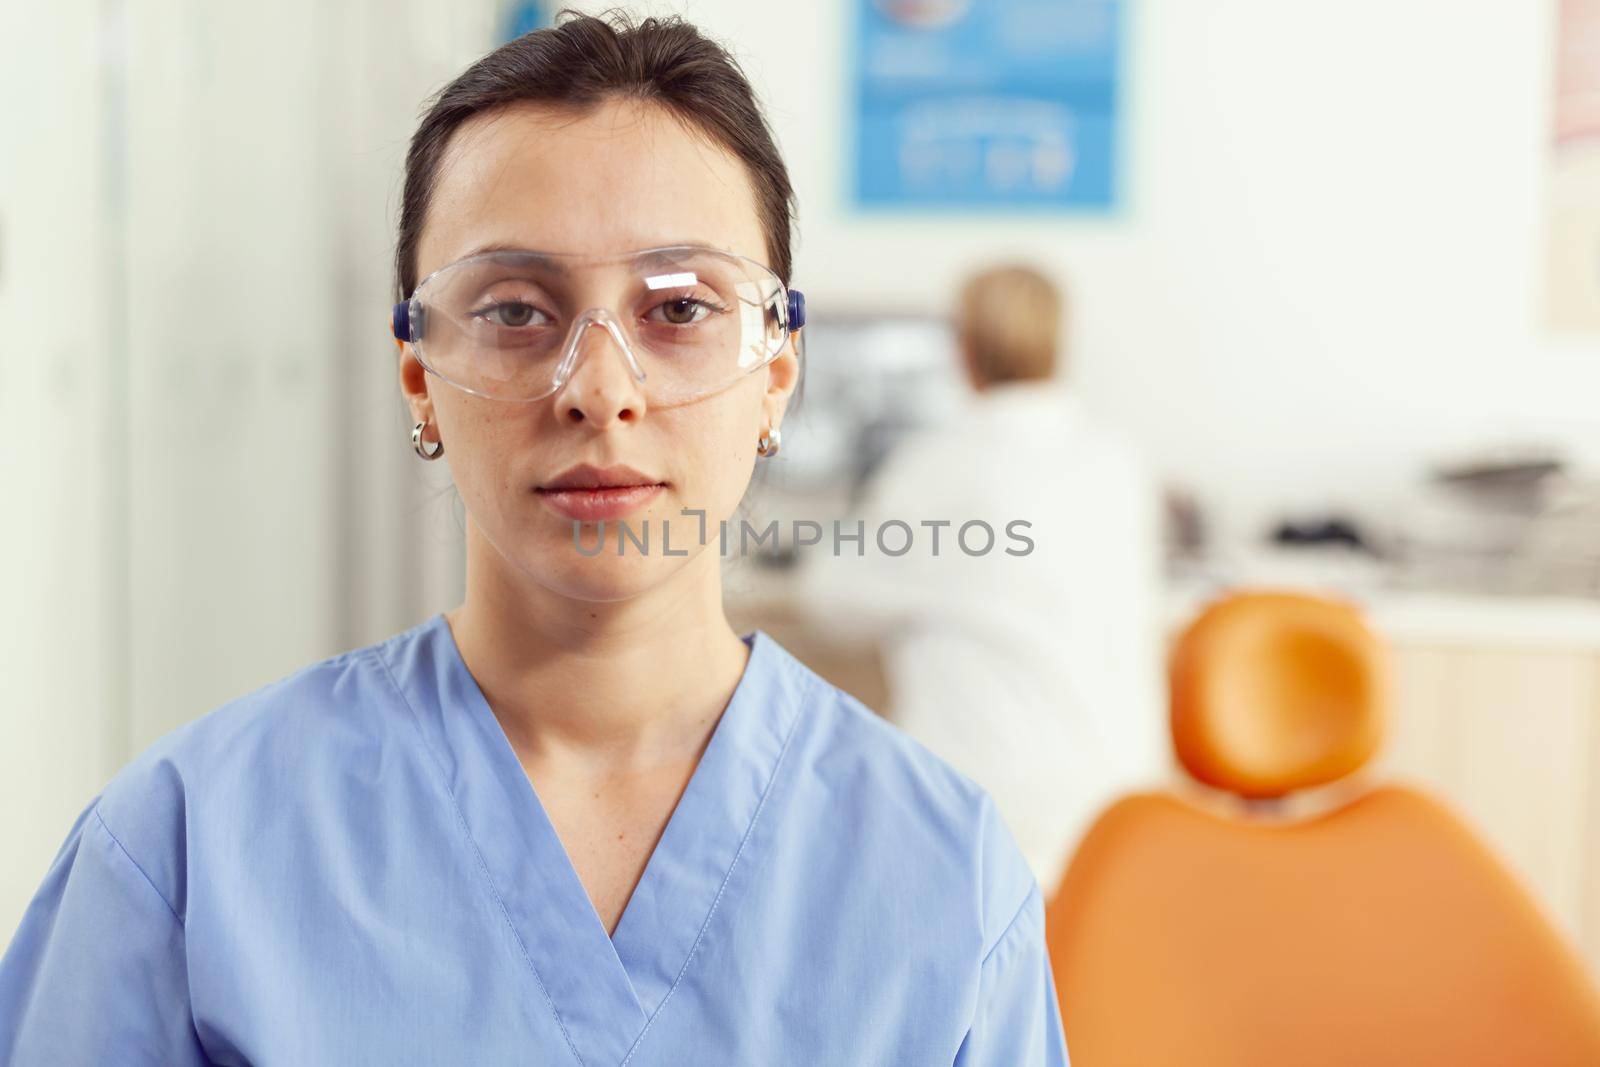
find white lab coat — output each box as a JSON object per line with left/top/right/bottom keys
{"left": 796, "top": 380, "right": 1168, "bottom": 891}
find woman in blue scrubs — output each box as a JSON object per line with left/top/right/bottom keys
{"left": 0, "top": 12, "right": 1070, "bottom": 1065}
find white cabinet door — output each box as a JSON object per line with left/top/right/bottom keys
{"left": 1381, "top": 643, "right": 1600, "bottom": 974}
{"left": 0, "top": 0, "right": 122, "bottom": 939}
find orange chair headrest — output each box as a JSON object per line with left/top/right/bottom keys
{"left": 1169, "top": 590, "right": 1387, "bottom": 798}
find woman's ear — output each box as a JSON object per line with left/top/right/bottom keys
{"left": 397, "top": 339, "right": 433, "bottom": 425}
{"left": 763, "top": 329, "right": 802, "bottom": 428}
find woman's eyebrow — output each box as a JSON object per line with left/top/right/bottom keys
{"left": 633, "top": 245, "right": 733, "bottom": 269}
{"left": 456, "top": 242, "right": 569, "bottom": 272}
{"left": 450, "top": 242, "right": 732, "bottom": 273}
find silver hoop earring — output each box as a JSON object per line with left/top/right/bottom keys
{"left": 757, "top": 426, "right": 781, "bottom": 458}
{"left": 412, "top": 420, "right": 444, "bottom": 461}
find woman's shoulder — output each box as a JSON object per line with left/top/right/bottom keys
{"left": 87, "top": 620, "right": 429, "bottom": 892}
{"left": 115, "top": 623, "right": 412, "bottom": 770}
{"left": 761, "top": 631, "right": 1041, "bottom": 955}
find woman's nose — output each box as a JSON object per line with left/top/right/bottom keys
{"left": 553, "top": 318, "right": 648, "bottom": 426}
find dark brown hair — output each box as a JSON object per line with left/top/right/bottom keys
{"left": 393, "top": 9, "right": 797, "bottom": 301}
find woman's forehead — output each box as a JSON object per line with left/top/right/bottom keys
{"left": 417, "top": 99, "right": 766, "bottom": 277}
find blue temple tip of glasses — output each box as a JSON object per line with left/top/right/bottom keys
{"left": 392, "top": 302, "right": 411, "bottom": 342}
{"left": 787, "top": 289, "right": 806, "bottom": 332}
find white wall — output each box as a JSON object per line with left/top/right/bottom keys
{"left": 605, "top": 0, "right": 1600, "bottom": 539}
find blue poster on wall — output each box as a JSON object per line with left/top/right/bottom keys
{"left": 499, "top": 0, "right": 548, "bottom": 43}
{"left": 852, "top": 0, "right": 1123, "bottom": 211}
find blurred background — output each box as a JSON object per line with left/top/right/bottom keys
{"left": 4, "top": 0, "right": 1600, "bottom": 1001}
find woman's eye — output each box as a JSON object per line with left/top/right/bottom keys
{"left": 476, "top": 301, "right": 547, "bottom": 328}
{"left": 651, "top": 298, "right": 713, "bottom": 326}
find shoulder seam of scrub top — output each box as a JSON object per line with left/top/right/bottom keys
{"left": 980, "top": 880, "right": 1042, "bottom": 972}
{"left": 972, "top": 785, "right": 1044, "bottom": 965}
{"left": 617, "top": 632, "right": 819, "bottom": 1067}
{"left": 92, "top": 805, "right": 185, "bottom": 928}
{"left": 366, "top": 642, "right": 589, "bottom": 1067}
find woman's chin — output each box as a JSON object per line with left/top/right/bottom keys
{"left": 528, "top": 546, "right": 694, "bottom": 603}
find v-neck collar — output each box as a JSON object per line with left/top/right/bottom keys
{"left": 382, "top": 613, "right": 808, "bottom": 1067}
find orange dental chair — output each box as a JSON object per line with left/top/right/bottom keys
{"left": 1044, "top": 590, "right": 1600, "bottom": 1066}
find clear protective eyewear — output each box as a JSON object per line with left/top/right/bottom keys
{"left": 392, "top": 244, "right": 806, "bottom": 407}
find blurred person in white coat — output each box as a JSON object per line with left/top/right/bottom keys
{"left": 796, "top": 264, "right": 1168, "bottom": 892}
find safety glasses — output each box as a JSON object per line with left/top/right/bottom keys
{"left": 393, "top": 244, "right": 805, "bottom": 407}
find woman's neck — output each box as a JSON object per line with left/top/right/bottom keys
{"left": 444, "top": 522, "right": 750, "bottom": 775}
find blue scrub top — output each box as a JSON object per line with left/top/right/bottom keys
{"left": 1, "top": 614, "right": 1070, "bottom": 1065}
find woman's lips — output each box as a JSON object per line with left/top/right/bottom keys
{"left": 535, "top": 483, "right": 665, "bottom": 522}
